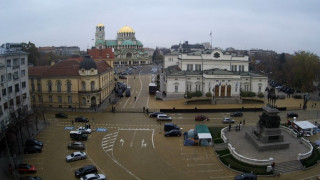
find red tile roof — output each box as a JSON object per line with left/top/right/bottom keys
{"left": 87, "top": 48, "right": 115, "bottom": 60}
{"left": 29, "top": 59, "right": 113, "bottom": 77}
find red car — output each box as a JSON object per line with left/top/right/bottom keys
{"left": 18, "top": 164, "right": 37, "bottom": 173}
{"left": 195, "top": 115, "right": 209, "bottom": 121}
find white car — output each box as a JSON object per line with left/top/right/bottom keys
{"left": 66, "top": 151, "right": 86, "bottom": 162}
{"left": 77, "top": 127, "right": 92, "bottom": 134}
{"left": 157, "top": 114, "right": 172, "bottom": 121}
{"left": 80, "top": 173, "right": 106, "bottom": 180}
{"left": 222, "top": 117, "right": 235, "bottom": 124}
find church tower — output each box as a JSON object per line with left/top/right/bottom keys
{"left": 95, "top": 23, "right": 106, "bottom": 49}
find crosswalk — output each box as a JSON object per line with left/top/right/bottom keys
{"left": 102, "top": 132, "right": 118, "bottom": 152}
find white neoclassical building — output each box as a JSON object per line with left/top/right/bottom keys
{"left": 164, "top": 48, "right": 268, "bottom": 102}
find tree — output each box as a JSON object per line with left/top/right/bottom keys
{"left": 287, "top": 51, "right": 320, "bottom": 92}
{"left": 21, "top": 42, "right": 39, "bottom": 65}
{"left": 152, "top": 47, "right": 163, "bottom": 62}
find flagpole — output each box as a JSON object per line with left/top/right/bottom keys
{"left": 210, "top": 30, "right": 212, "bottom": 49}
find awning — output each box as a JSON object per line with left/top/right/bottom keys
{"left": 198, "top": 133, "right": 212, "bottom": 139}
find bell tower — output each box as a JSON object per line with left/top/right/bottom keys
{"left": 95, "top": 24, "right": 105, "bottom": 49}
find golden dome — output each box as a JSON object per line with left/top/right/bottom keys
{"left": 97, "top": 23, "right": 104, "bottom": 27}
{"left": 118, "top": 26, "right": 135, "bottom": 33}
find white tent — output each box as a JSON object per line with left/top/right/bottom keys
{"left": 292, "top": 121, "right": 317, "bottom": 136}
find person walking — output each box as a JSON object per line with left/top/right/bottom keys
{"left": 134, "top": 96, "right": 137, "bottom": 101}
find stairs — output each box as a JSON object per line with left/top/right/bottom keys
{"left": 274, "top": 160, "right": 302, "bottom": 174}
{"left": 213, "top": 143, "right": 228, "bottom": 151}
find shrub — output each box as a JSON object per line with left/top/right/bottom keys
{"left": 294, "top": 94, "right": 302, "bottom": 99}
{"left": 206, "top": 92, "right": 212, "bottom": 97}
{"left": 186, "top": 92, "right": 193, "bottom": 99}
{"left": 192, "top": 91, "right": 203, "bottom": 97}
{"left": 257, "top": 92, "right": 264, "bottom": 98}
{"left": 240, "top": 92, "right": 256, "bottom": 97}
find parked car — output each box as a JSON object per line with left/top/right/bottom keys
{"left": 119, "top": 75, "right": 127, "bottom": 79}
{"left": 165, "top": 129, "right": 181, "bottom": 137}
{"left": 195, "top": 115, "right": 209, "bottom": 121}
{"left": 234, "top": 173, "right": 257, "bottom": 180}
{"left": 18, "top": 164, "right": 37, "bottom": 173}
{"left": 287, "top": 112, "right": 298, "bottom": 118}
{"left": 66, "top": 151, "right": 87, "bottom": 162}
{"left": 230, "top": 112, "right": 243, "bottom": 117}
{"left": 55, "top": 113, "right": 68, "bottom": 118}
{"left": 164, "top": 123, "right": 180, "bottom": 132}
{"left": 149, "top": 112, "right": 164, "bottom": 118}
{"left": 68, "top": 142, "right": 85, "bottom": 150}
{"left": 24, "top": 145, "right": 42, "bottom": 154}
{"left": 75, "top": 116, "right": 89, "bottom": 123}
{"left": 80, "top": 173, "right": 106, "bottom": 180}
{"left": 77, "top": 127, "right": 92, "bottom": 134}
{"left": 25, "top": 139, "right": 43, "bottom": 147}
{"left": 70, "top": 131, "right": 88, "bottom": 141}
{"left": 157, "top": 114, "right": 172, "bottom": 121}
{"left": 20, "top": 176, "right": 42, "bottom": 180}
{"left": 222, "top": 117, "right": 235, "bottom": 124}
{"left": 75, "top": 165, "right": 98, "bottom": 178}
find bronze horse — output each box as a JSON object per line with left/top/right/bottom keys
{"left": 265, "top": 87, "right": 277, "bottom": 107}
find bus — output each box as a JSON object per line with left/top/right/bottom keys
{"left": 149, "top": 83, "right": 157, "bottom": 95}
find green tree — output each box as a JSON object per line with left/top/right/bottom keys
{"left": 152, "top": 47, "right": 163, "bottom": 62}
{"left": 21, "top": 42, "right": 39, "bottom": 65}
{"left": 287, "top": 51, "right": 320, "bottom": 92}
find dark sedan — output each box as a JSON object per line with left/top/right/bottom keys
{"left": 119, "top": 75, "right": 127, "bottom": 79}
{"left": 25, "top": 139, "right": 43, "bottom": 147}
{"left": 230, "top": 112, "right": 243, "bottom": 117}
{"left": 75, "top": 116, "right": 89, "bottom": 122}
{"left": 55, "top": 113, "right": 68, "bottom": 118}
{"left": 18, "top": 164, "right": 37, "bottom": 173}
{"left": 68, "top": 142, "right": 85, "bottom": 150}
{"left": 149, "top": 112, "right": 164, "bottom": 118}
{"left": 287, "top": 112, "right": 298, "bottom": 118}
{"left": 195, "top": 115, "right": 209, "bottom": 121}
{"left": 24, "top": 145, "right": 42, "bottom": 154}
{"left": 165, "top": 129, "right": 181, "bottom": 137}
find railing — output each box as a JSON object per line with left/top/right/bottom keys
{"left": 114, "top": 108, "right": 159, "bottom": 113}
{"left": 281, "top": 126, "right": 298, "bottom": 137}
{"left": 227, "top": 143, "right": 274, "bottom": 166}
{"left": 297, "top": 138, "right": 313, "bottom": 160}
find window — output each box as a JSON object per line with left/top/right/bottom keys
{"left": 82, "top": 97, "right": 86, "bottom": 106}
{"left": 81, "top": 81, "right": 86, "bottom": 91}
{"left": 175, "top": 86, "right": 178, "bottom": 93}
{"left": 1, "top": 75, "right": 4, "bottom": 83}
{"left": 31, "top": 83, "right": 35, "bottom": 92}
{"left": 4, "top": 102, "right": 8, "bottom": 110}
{"left": 91, "top": 81, "right": 95, "bottom": 91}
{"left": 15, "top": 84, "right": 19, "bottom": 92}
{"left": 187, "top": 84, "right": 191, "bottom": 92}
{"left": 21, "top": 70, "right": 25, "bottom": 77}
{"left": 6, "top": 59, "right": 11, "bottom": 67}
{"left": 68, "top": 96, "right": 72, "bottom": 104}
{"left": 13, "top": 71, "right": 19, "bottom": 80}
{"left": 57, "top": 81, "right": 61, "bottom": 92}
{"left": 38, "top": 95, "right": 42, "bottom": 102}
{"left": 258, "top": 85, "right": 262, "bottom": 92}
{"left": 48, "top": 81, "right": 52, "bottom": 92}
{"left": 0, "top": 105, "right": 3, "bottom": 115}
{"left": 187, "top": 64, "right": 193, "bottom": 71}
{"left": 195, "top": 64, "right": 201, "bottom": 71}
{"left": 196, "top": 84, "right": 201, "bottom": 91}
{"left": 32, "top": 95, "right": 35, "bottom": 102}
{"left": 2, "top": 88, "right": 7, "bottom": 96}
{"left": 7, "top": 73, "right": 12, "bottom": 81}
{"left": 58, "top": 96, "right": 62, "bottom": 103}
{"left": 49, "top": 95, "right": 53, "bottom": 103}
{"left": 21, "top": 58, "right": 25, "bottom": 65}
{"left": 16, "top": 96, "right": 21, "bottom": 105}
{"left": 214, "top": 52, "right": 220, "bottom": 58}
{"left": 67, "top": 81, "right": 72, "bottom": 93}
{"left": 8, "top": 86, "right": 12, "bottom": 93}
{"left": 37, "top": 82, "right": 41, "bottom": 92}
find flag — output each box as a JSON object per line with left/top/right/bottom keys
{"left": 209, "top": 31, "right": 212, "bottom": 36}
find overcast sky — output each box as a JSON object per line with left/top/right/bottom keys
{"left": 1, "top": 0, "right": 320, "bottom": 55}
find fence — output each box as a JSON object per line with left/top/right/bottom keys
{"left": 113, "top": 108, "right": 159, "bottom": 113}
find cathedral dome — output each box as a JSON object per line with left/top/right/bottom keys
{"left": 79, "top": 56, "right": 97, "bottom": 70}
{"left": 118, "top": 26, "right": 135, "bottom": 33}
{"left": 97, "top": 23, "right": 104, "bottom": 27}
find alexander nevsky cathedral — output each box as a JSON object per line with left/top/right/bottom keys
{"left": 95, "top": 24, "right": 151, "bottom": 65}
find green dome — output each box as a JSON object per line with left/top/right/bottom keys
{"left": 137, "top": 40, "right": 143, "bottom": 46}
{"left": 122, "top": 40, "right": 135, "bottom": 46}
{"left": 96, "top": 40, "right": 105, "bottom": 45}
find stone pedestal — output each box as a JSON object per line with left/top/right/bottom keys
{"left": 246, "top": 105, "right": 290, "bottom": 151}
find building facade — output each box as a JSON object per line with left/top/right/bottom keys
{"left": 164, "top": 48, "right": 268, "bottom": 100}
{"left": 95, "top": 24, "right": 151, "bottom": 65}
{"left": 87, "top": 48, "right": 115, "bottom": 68}
{"left": 0, "top": 43, "right": 31, "bottom": 132}
{"left": 38, "top": 46, "right": 80, "bottom": 57}
{"left": 28, "top": 56, "right": 114, "bottom": 109}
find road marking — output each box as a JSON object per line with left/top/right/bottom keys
{"left": 120, "top": 139, "right": 124, "bottom": 146}
{"left": 130, "top": 130, "right": 137, "bottom": 147}
{"left": 141, "top": 139, "right": 147, "bottom": 148}
{"left": 187, "top": 163, "right": 215, "bottom": 167}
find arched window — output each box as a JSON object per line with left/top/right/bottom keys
{"left": 81, "top": 81, "right": 86, "bottom": 91}
{"left": 57, "top": 81, "right": 62, "bottom": 92}
{"left": 67, "top": 81, "right": 72, "bottom": 93}
{"left": 91, "top": 81, "right": 95, "bottom": 91}
{"left": 48, "top": 81, "right": 52, "bottom": 92}
{"left": 82, "top": 97, "right": 86, "bottom": 106}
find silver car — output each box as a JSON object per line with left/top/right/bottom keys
{"left": 222, "top": 117, "right": 235, "bottom": 124}
{"left": 80, "top": 173, "right": 106, "bottom": 180}
{"left": 66, "top": 151, "right": 86, "bottom": 162}
{"left": 157, "top": 114, "right": 172, "bottom": 121}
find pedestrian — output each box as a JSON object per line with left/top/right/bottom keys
{"left": 271, "top": 162, "right": 275, "bottom": 172}
{"left": 243, "top": 119, "right": 246, "bottom": 125}
{"left": 134, "top": 96, "right": 137, "bottom": 101}
{"left": 89, "top": 124, "right": 91, "bottom": 129}
{"left": 143, "top": 106, "right": 145, "bottom": 112}
{"left": 72, "top": 121, "right": 74, "bottom": 126}
{"left": 228, "top": 124, "right": 231, "bottom": 131}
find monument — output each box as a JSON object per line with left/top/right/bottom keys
{"left": 246, "top": 105, "right": 290, "bottom": 151}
